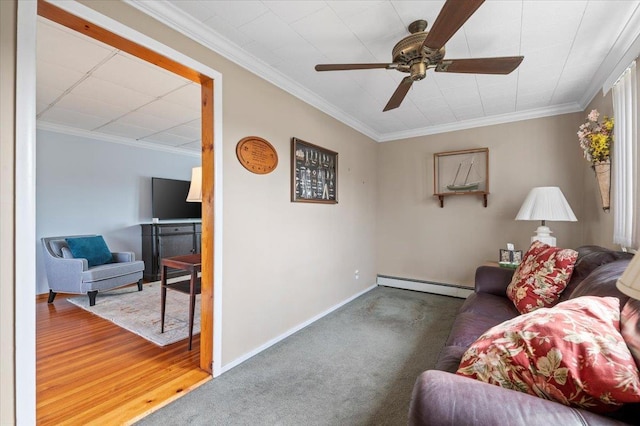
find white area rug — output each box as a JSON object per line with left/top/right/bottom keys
{"left": 67, "top": 280, "right": 200, "bottom": 346}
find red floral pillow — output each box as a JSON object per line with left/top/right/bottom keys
{"left": 457, "top": 296, "right": 640, "bottom": 413}
{"left": 506, "top": 241, "right": 578, "bottom": 314}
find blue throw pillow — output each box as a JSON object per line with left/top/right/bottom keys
{"left": 65, "top": 236, "right": 113, "bottom": 267}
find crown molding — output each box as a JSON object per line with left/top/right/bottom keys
{"left": 125, "top": 0, "right": 632, "bottom": 143}
{"left": 37, "top": 121, "right": 201, "bottom": 157}
{"left": 125, "top": 0, "right": 381, "bottom": 142}
{"left": 585, "top": 4, "right": 640, "bottom": 102}
{"left": 378, "top": 103, "right": 583, "bottom": 142}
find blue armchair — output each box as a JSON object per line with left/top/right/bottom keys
{"left": 41, "top": 235, "right": 145, "bottom": 306}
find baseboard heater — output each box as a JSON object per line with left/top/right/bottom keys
{"left": 377, "top": 275, "right": 473, "bottom": 299}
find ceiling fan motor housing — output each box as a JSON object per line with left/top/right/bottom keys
{"left": 392, "top": 32, "right": 445, "bottom": 78}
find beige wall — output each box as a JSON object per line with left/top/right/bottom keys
{"left": 0, "top": 0, "right": 16, "bottom": 423}
{"left": 77, "top": 1, "right": 378, "bottom": 365}
{"left": 376, "top": 114, "right": 585, "bottom": 287}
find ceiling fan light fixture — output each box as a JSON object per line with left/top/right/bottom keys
{"left": 410, "top": 62, "right": 427, "bottom": 80}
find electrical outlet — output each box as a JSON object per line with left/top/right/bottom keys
{"left": 354, "top": 269, "right": 359, "bottom": 280}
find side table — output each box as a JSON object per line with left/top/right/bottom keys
{"left": 160, "top": 253, "right": 202, "bottom": 350}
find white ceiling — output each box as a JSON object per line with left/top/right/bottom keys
{"left": 38, "top": 1, "right": 640, "bottom": 148}
{"left": 36, "top": 17, "right": 202, "bottom": 153}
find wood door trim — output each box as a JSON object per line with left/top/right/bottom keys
{"left": 37, "top": 0, "right": 215, "bottom": 374}
{"left": 37, "top": 0, "right": 206, "bottom": 84}
{"left": 200, "top": 79, "right": 214, "bottom": 372}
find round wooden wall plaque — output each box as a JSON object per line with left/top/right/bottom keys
{"left": 236, "top": 136, "right": 278, "bottom": 175}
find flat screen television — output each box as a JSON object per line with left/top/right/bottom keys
{"left": 151, "top": 177, "right": 201, "bottom": 220}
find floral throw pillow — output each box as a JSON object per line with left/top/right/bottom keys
{"left": 457, "top": 296, "right": 640, "bottom": 413}
{"left": 506, "top": 241, "right": 578, "bottom": 314}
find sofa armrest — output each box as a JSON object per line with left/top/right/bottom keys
{"left": 409, "top": 370, "right": 625, "bottom": 426}
{"left": 474, "top": 265, "right": 515, "bottom": 296}
{"left": 112, "top": 251, "right": 135, "bottom": 263}
{"left": 42, "top": 257, "right": 88, "bottom": 293}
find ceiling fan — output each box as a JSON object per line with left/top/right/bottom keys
{"left": 315, "top": 0, "right": 524, "bottom": 112}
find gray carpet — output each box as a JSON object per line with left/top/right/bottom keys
{"left": 136, "top": 286, "right": 463, "bottom": 426}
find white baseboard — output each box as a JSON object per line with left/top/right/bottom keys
{"left": 377, "top": 275, "right": 473, "bottom": 299}
{"left": 220, "top": 283, "right": 377, "bottom": 374}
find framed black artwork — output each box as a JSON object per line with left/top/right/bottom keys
{"left": 291, "top": 137, "right": 338, "bottom": 204}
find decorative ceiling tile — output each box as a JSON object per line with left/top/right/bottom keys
{"left": 37, "top": 19, "right": 114, "bottom": 74}
{"left": 162, "top": 83, "right": 201, "bottom": 112}
{"left": 96, "top": 121, "right": 158, "bottom": 140}
{"left": 39, "top": 106, "right": 110, "bottom": 130}
{"left": 72, "top": 76, "right": 155, "bottom": 110}
{"left": 265, "top": 1, "right": 326, "bottom": 24}
{"left": 162, "top": 122, "right": 202, "bottom": 140}
{"left": 55, "top": 93, "right": 134, "bottom": 120}
{"left": 91, "top": 53, "right": 189, "bottom": 97}
{"left": 36, "top": 86, "right": 64, "bottom": 110}
{"left": 117, "top": 110, "right": 185, "bottom": 132}
{"left": 140, "top": 131, "right": 195, "bottom": 146}
{"left": 208, "top": 1, "right": 269, "bottom": 27}
{"left": 37, "top": 60, "right": 86, "bottom": 92}
{"left": 136, "top": 99, "right": 201, "bottom": 123}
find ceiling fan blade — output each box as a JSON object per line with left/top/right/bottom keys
{"left": 422, "top": 0, "right": 485, "bottom": 50}
{"left": 435, "top": 56, "right": 524, "bottom": 74}
{"left": 383, "top": 77, "right": 414, "bottom": 112}
{"left": 315, "top": 63, "right": 395, "bottom": 71}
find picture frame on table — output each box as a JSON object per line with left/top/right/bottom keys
{"left": 500, "top": 249, "right": 512, "bottom": 263}
{"left": 512, "top": 250, "right": 523, "bottom": 264}
{"left": 499, "top": 249, "right": 523, "bottom": 264}
{"left": 291, "top": 137, "right": 338, "bottom": 204}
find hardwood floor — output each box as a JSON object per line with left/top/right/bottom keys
{"left": 36, "top": 289, "right": 211, "bottom": 425}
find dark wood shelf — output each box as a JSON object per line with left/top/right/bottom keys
{"left": 435, "top": 191, "right": 488, "bottom": 208}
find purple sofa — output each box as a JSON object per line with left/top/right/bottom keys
{"left": 409, "top": 246, "right": 640, "bottom": 425}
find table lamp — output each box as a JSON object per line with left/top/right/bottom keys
{"left": 186, "top": 166, "right": 202, "bottom": 202}
{"left": 515, "top": 186, "right": 577, "bottom": 246}
{"left": 617, "top": 253, "right": 640, "bottom": 300}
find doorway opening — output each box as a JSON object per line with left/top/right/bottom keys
{"left": 28, "top": 0, "right": 223, "bottom": 422}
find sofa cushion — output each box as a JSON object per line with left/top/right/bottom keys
{"left": 459, "top": 292, "right": 520, "bottom": 320}
{"left": 81, "top": 260, "right": 145, "bottom": 282}
{"left": 61, "top": 247, "right": 74, "bottom": 259}
{"left": 506, "top": 241, "right": 578, "bottom": 314}
{"left": 66, "top": 236, "right": 113, "bottom": 268}
{"left": 434, "top": 346, "right": 468, "bottom": 373}
{"left": 456, "top": 296, "right": 640, "bottom": 413}
{"left": 561, "top": 250, "right": 634, "bottom": 302}
{"left": 569, "top": 259, "right": 632, "bottom": 307}
{"left": 446, "top": 311, "right": 515, "bottom": 348}
{"left": 49, "top": 239, "right": 68, "bottom": 257}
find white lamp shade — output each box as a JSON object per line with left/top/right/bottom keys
{"left": 617, "top": 253, "right": 640, "bottom": 300}
{"left": 515, "top": 186, "right": 577, "bottom": 222}
{"left": 186, "top": 166, "right": 202, "bottom": 202}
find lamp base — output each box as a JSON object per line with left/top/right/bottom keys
{"left": 531, "top": 225, "right": 556, "bottom": 247}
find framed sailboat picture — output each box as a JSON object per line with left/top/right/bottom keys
{"left": 434, "top": 148, "right": 489, "bottom": 207}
